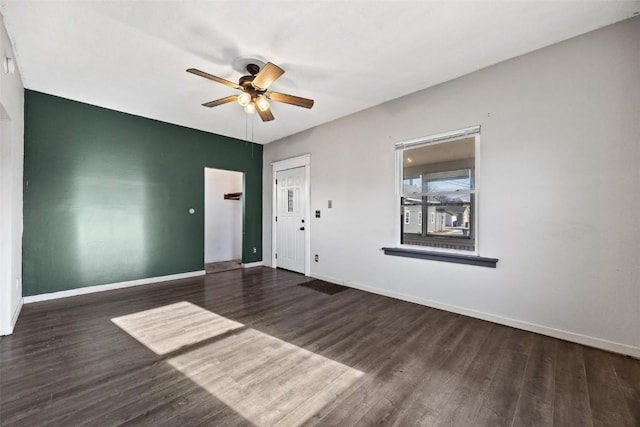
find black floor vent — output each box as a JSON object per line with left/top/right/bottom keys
{"left": 298, "top": 279, "right": 349, "bottom": 295}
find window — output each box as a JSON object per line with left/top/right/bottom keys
{"left": 287, "top": 189, "right": 294, "bottom": 212}
{"left": 397, "top": 127, "right": 479, "bottom": 253}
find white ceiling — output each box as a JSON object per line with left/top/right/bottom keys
{"left": 1, "top": 1, "right": 638, "bottom": 144}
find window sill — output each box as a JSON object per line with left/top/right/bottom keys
{"left": 382, "top": 247, "right": 498, "bottom": 268}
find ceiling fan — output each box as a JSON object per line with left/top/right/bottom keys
{"left": 186, "top": 62, "right": 314, "bottom": 122}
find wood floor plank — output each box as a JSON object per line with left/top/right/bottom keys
{"left": 389, "top": 317, "right": 494, "bottom": 426}
{"left": 612, "top": 354, "right": 640, "bottom": 425}
{"left": 303, "top": 308, "right": 446, "bottom": 426}
{"left": 511, "top": 335, "right": 558, "bottom": 427}
{"left": 553, "top": 341, "right": 593, "bottom": 427}
{"left": 471, "top": 328, "right": 533, "bottom": 427}
{"left": 430, "top": 322, "right": 511, "bottom": 427}
{"left": 1, "top": 267, "right": 639, "bottom": 427}
{"left": 583, "top": 346, "right": 636, "bottom": 427}
{"left": 348, "top": 316, "right": 465, "bottom": 426}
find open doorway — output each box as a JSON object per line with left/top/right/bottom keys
{"left": 204, "top": 168, "right": 244, "bottom": 274}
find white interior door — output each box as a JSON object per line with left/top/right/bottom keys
{"left": 276, "top": 167, "right": 306, "bottom": 273}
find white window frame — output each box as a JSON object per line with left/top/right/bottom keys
{"left": 395, "top": 125, "right": 481, "bottom": 256}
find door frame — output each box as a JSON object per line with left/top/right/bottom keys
{"left": 203, "top": 167, "right": 244, "bottom": 266}
{"left": 271, "top": 154, "right": 311, "bottom": 276}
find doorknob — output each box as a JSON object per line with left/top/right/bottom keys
{"left": 299, "top": 227, "right": 305, "bottom": 231}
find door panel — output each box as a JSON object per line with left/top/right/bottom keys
{"left": 276, "top": 167, "right": 305, "bottom": 273}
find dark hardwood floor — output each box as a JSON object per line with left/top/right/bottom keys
{"left": 1, "top": 267, "right": 639, "bottom": 426}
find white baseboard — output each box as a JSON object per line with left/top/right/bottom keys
{"left": 23, "top": 270, "right": 206, "bottom": 304}
{"left": 242, "top": 261, "right": 263, "bottom": 269}
{"left": 310, "top": 273, "right": 640, "bottom": 359}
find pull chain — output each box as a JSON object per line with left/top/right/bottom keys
{"left": 244, "top": 113, "right": 255, "bottom": 143}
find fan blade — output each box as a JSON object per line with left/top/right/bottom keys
{"left": 251, "top": 62, "right": 284, "bottom": 90}
{"left": 257, "top": 106, "right": 275, "bottom": 122}
{"left": 267, "top": 92, "right": 314, "bottom": 109}
{"left": 202, "top": 95, "right": 239, "bottom": 108}
{"left": 187, "top": 68, "right": 241, "bottom": 90}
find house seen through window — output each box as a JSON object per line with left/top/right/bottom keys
{"left": 399, "top": 132, "right": 478, "bottom": 252}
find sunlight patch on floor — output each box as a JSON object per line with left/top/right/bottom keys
{"left": 112, "top": 301, "right": 364, "bottom": 426}
{"left": 111, "top": 301, "right": 243, "bottom": 355}
{"left": 167, "top": 328, "right": 364, "bottom": 426}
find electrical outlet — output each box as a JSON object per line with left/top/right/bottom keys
{"left": 252, "top": 247, "right": 257, "bottom": 254}
{"left": 315, "top": 254, "right": 319, "bottom": 262}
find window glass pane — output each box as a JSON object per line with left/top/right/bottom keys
{"left": 399, "top": 135, "right": 477, "bottom": 252}
{"left": 287, "top": 189, "right": 294, "bottom": 212}
{"left": 403, "top": 176, "right": 422, "bottom": 194}
{"left": 425, "top": 169, "right": 471, "bottom": 193}
{"left": 426, "top": 194, "right": 472, "bottom": 237}
{"left": 427, "top": 192, "right": 470, "bottom": 205}
{"left": 401, "top": 195, "right": 475, "bottom": 251}
{"left": 403, "top": 137, "right": 475, "bottom": 193}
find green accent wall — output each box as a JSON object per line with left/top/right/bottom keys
{"left": 23, "top": 90, "right": 262, "bottom": 296}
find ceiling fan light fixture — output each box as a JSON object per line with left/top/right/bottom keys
{"left": 237, "top": 92, "right": 251, "bottom": 107}
{"left": 255, "top": 96, "right": 270, "bottom": 112}
{"left": 187, "top": 60, "right": 314, "bottom": 123}
{"left": 244, "top": 102, "right": 256, "bottom": 114}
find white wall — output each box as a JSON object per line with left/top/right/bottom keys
{"left": 263, "top": 17, "right": 640, "bottom": 356}
{"left": 204, "top": 168, "right": 243, "bottom": 263}
{"left": 0, "top": 12, "right": 24, "bottom": 335}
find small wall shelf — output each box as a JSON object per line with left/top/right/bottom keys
{"left": 224, "top": 192, "right": 242, "bottom": 200}
{"left": 382, "top": 247, "right": 498, "bottom": 268}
